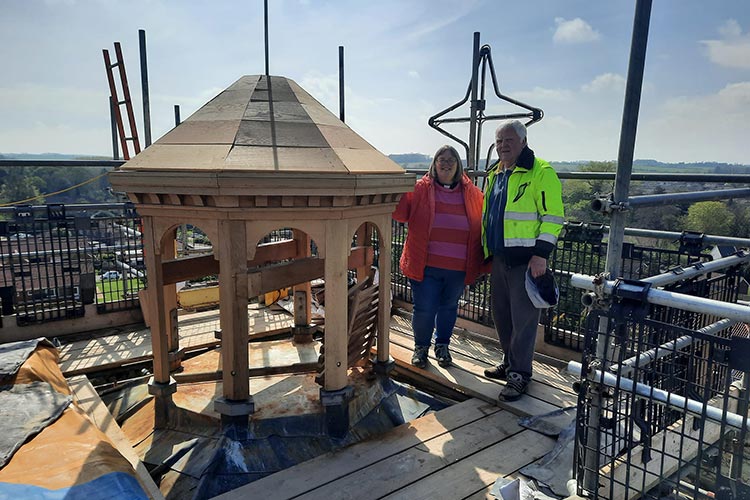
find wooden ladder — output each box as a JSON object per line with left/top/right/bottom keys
{"left": 103, "top": 42, "right": 141, "bottom": 160}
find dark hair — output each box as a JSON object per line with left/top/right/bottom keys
{"left": 428, "top": 145, "right": 463, "bottom": 183}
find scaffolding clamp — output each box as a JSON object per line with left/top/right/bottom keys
{"left": 611, "top": 278, "right": 652, "bottom": 323}
{"left": 679, "top": 231, "right": 705, "bottom": 256}
{"left": 729, "top": 336, "right": 750, "bottom": 372}
{"left": 590, "top": 193, "right": 629, "bottom": 214}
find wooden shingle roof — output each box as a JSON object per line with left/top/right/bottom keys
{"left": 120, "top": 75, "right": 403, "bottom": 175}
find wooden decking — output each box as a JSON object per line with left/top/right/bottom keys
{"left": 57, "top": 305, "right": 580, "bottom": 499}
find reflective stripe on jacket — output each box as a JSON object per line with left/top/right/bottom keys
{"left": 393, "top": 173, "right": 485, "bottom": 285}
{"left": 482, "top": 147, "right": 564, "bottom": 266}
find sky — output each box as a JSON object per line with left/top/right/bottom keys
{"left": 1, "top": 0, "right": 749, "bottom": 164}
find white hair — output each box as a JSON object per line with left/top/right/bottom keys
{"left": 496, "top": 120, "right": 527, "bottom": 141}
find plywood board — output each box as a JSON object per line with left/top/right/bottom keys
{"left": 119, "top": 144, "right": 231, "bottom": 171}
{"left": 380, "top": 430, "right": 556, "bottom": 500}
{"left": 335, "top": 147, "right": 406, "bottom": 173}
{"left": 157, "top": 119, "right": 241, "bottom": 145}
{"left": 185, "top": 89, "right": 253, "bottom": 121}
{"left": 275, "top": 409, "right": 524, "bottom": 499}
{"left": 234, "top": 120, "right": 329, "bottom": 148}
{"left": 225, "top": 75, "right": 261, "bottom": 92}
{"left": 216, "top": 398, "right": 501, "bottom": 499}
{"left": 242, "top": 101, "right": 312, "bottom": 123}
{"left": 318, "top": 124, "right": 374, "bottom": 150}
{"left": 224, "top": 145, "right": 348, "bottom": 173}
{"left": 300, "top": 102, "right": 345, "bottom": 127}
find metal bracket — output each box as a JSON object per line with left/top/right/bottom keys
{"left": 729, "top": 337, "right": 750, "bottom": 372}
{"left": 679, "top": 231, "right": 705, "bottom": 256}
{"left": 46, "top": 204, "right": 66, "bottom": 221}
{"left": 611, "top": 278, "right": 652, "bottom": 323}
{"left": 632, "top": 400, "right": 652, "bottom": 464}
{"left": 14, "top": 205, "right": 34, "bottom": 221}
{"left": 591, "top": 194, "right": 629, "bottom": 214}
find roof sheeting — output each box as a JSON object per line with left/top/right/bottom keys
{"left": 121, "top": 75, "right": 403, "bottom": 175}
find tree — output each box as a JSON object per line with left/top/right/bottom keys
{"left": 561, "top": 161, "right": 616, "bottom": 223}
{"left": 0, "top": 167, "right": 45, "bottom": 205}
{"left": 684, "top": 201, "right": 735, "bottom": 236}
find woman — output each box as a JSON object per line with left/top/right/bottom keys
{"left": 392, "top": 145, "right": 486, "bottom": 368}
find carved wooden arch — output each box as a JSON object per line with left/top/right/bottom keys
{"left": 245, "top": 220, "right": 327, "bottom": 261}
{"left": 148, "top": 217, "right": 219, "bottom": 257}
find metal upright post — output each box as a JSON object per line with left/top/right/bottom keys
{"left": 139, "top": 29, "right": 152, "bottom": 148}
{"left": 264, "top": 0, "right": 270, "bottom": 76}
{"left": 467, "top": 32, "right": 481, "bottom": 173}
{"left": 174, "top": 105, "right": 181, "bottom": 126}
{"left": 582, "top": 0, "right": 653, "bottom": 495}
{"left": 338, "top": 46, "right": 345, "bottom": 123}
{"left": 110, "top": 96, "right": 119, "bottom": 161}
{"left": 605, "top": 0, "right": 652, "bottom": 278}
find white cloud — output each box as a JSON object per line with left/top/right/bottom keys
{"left": 582, "top": 73, "right": 626, "bottom": 93}
{"left": 701, "top": 20, "right": 750, "bottom": 69}
{"left": 719, "top": 19, "right": 742, "bottom": 38}
{"left": 408, "top": 70, "right": 420, "bottom": 79}
{"left": 637, "top": 81, "right": 750, "bottom": 163}
{"left": 553, "top": 17, "right": 601, "bottom": 44}
{"left": 514, "top": 86, "right": 573, "bottom": 102}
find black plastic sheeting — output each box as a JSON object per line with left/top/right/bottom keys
{"left": 191, "top": 377, "right": 450, "bottom": 499}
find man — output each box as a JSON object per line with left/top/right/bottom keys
{"left": 481, "top": 120, "right": 564, "bottom": 401}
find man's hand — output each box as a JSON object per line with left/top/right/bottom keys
{"left": 528, "top": 255, "right": 547, "bottom": 278}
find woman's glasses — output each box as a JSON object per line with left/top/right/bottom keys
{"left": 436, "top": 157, "right": 457, "bottom": 165}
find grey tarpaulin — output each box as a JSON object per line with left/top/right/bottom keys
{"left": 0, "top": 339, "right": 71, "bottom": 469}
{"left": 0, "top": 380, "right": 72, "bottom": 467}
{"left": 0, "top": 338, "right": 54, "bottom": 382}
{"left": 518, "top": 406, "right": 577, "bottom": 497}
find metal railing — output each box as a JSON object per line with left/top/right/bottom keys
{"left": 569, "top": 281, "right": 750, "bottom": 500}
{"left": 390, "top": 220, "right": 745, "bottom": 353}
{"left": 0, "top": 203, "right": 144, "bottom": 325}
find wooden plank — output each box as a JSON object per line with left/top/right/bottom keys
{"left": 162, "top": 240, "right": 300, "bottom": 285}
{"left": 285, "top": 409, "right": 525, "bottom": 499}
{"left": 390, "top": 315, "right": 579, "bottom": 398}
{"left": 58, "top": 306, "right": 295, "bottom": 376}
{"left": 246, "top": 246, "right": 373, "bottom": 297}
{"left": 389, "top": 327, "right": 575, "bottom": 410}
{"left": 68, "top": 375, "right": 165, "bottom": 500}
{"left": 381, "top": 430, "right": 556, "bottom": 499}
{"left": 388, "top": 341, "right": 560, "bottom": 417}
{"left": 214, "top": 398, "right": 500, "bottom": 499}
{"left": 599, "top": 391, "right": 738, "bottom": 500}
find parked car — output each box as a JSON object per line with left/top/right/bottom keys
{"left": 100, "top": 271, "right": 122, "bottom": 280}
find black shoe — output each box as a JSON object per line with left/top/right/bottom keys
{"left": 434, "top": 343, "right": 452, "bottom": 368}
{"left": 484, "top": 365, "right": 508, "bottom": 380}
{"left": 411, "top": 346, "right": 429, "bottom": 368}
{"left": 498, "top": 372, "right": 529, "bottom": 402}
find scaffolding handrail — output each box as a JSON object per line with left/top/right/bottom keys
{"left": 569, "top": 361, "right": 747, "bottom": 431}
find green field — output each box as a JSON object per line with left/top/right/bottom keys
{"left": 97, "top": 278, "right": 146, "bottom": 302}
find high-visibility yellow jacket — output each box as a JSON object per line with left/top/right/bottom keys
{"left": 482, "top": 146, "right": 564, "bottom": 266}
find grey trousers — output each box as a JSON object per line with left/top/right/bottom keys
{"left": 490, "top": 258, "right": 540, "bottom": 379}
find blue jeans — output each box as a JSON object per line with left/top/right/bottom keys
{"left": 409, "top": 266, "right": 466, "bottom": 347}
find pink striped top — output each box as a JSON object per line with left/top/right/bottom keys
{"left": 426, "top": 183, "right": 469, "bottom": 272}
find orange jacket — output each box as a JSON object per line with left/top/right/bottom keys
{"left": 392, "top": 173, "right": 486, "bottom": 285}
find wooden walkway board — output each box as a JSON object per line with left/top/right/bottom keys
{"left": 68, "top": 375, "right": 165, "bottom": 500}
{"left": 58, "top": 306, "right": 294, "bottom": 375}
{"left": 215, "top": 397, "right": 555, "bottom": 499}
{"left": 55, "top": 307, "right": 578, "bottom": 500}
